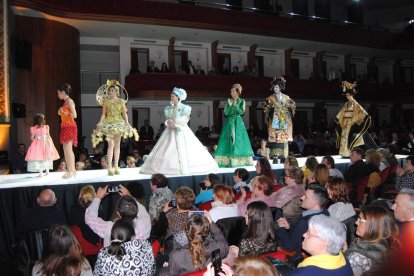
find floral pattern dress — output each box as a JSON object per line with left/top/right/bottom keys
{"left": 214, "top": 98, "right": 254, "bottom": 167}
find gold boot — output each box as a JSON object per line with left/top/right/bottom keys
{"left": 114, "top": 167, "right": 120, "bottom": 175}
{"left": 108, "top": 167, "right": 115, "bottom": 176}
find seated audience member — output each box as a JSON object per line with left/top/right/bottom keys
{"left": 386, "top": 144, "right": 399, "bottom": 166}
{"left": 237, "top": 176, "right": 276, "bottom": 216}
{"left": 256, "top": 139, "right": 270, "bottom": 159}
{"left": 322, "top": 155, "right": 344, "bottom": 178}
{"left": 402, "top": 131, "right": 414, "bottom": 154}
{"left": 345, "top": 206, "right": 400, "bottom": 276}
{"left": 232, "top": 168, "right": 249, "bottom": 194}
{"left": 396, "top": 155, "right": 414, "bottom": 191}
{"left": 32, "top": 225, "right": 92, "bottom": 276}
{"left": 83, "top": 159, "right": 92, "bottom": 170}
{"left": 277, "top": 184, "right": 329, "bottom": 256}
{"left": 146, "top": 60, "right": 159, "bottom": 73}
{"left": 195, "top": 64, "right": 205, "bottom": 75}
{"left": 152, "top": 186, "right": 195, "bottom": 241}
{"left": 308, "top": 164, "right": 329, "bottom": 186}
{"left": 280, "top": 156, "right": 299, "bottom": 184}
{"left": 139, "top": 119, "right": 154, "bottom": 140}
{"left": 75, "top": 161, "right": 85, "bottom": 171}
{"left": 69, "top": 185, "right": 102, "bottom": 249}
{"left": 100, "top": 156, "right": 108, "bottom": 170}
{"left": 94, "top": 219, "right": 156, "bottom": 275}
{"left": 125, "top": 181, "right": 146, "bottom": 208}
{"left": 131, "top": 149, "right": 144, "bottom": 167}
{"left": 159, "top": 213, "right": 228, "bottom": 276}
{"left": 376, "top": 148, "right": 390, "bottom": 171}
{"left": 270, "top": 166, "right": 305, "bottom": 225}
{"left": 148, "top": 173, "right": 173, "bottom": 221}
{"left": 208, "top": 184, "right": 238, "bottom": 223}
{"left": 160, "top": 62, "right": 169, "bottom": 73}
{"left": 302, "top": 156, "right": 318, "bottom": 184}
{"left": 293, "top": 134, "right": 307, "bottom": 154}
{"left": 91, "top": 147, "right": 103, "bottom": 169}
{"left": 204, "top": 255, "right": 278, "bottom": 276}
{"left": 239, "top": 201, "right": 277, "bottom": 256}
{"left": 392, "top": 188, "right": 414, "bottom": 229}
{"left": 16, "top": 189, "right": 67, "bottom": 240}
{"left": 56, "top": 159, "right": 67, "bottom": 172}
{"left": 365, "top": 149, "right": 381, "bottom": 173}
{"left": 126, "top": 156, "right": 136, "bottom": 168}
{"left": 344, "top": 148, "right": 370, "bottom": 197}
{"left": 251, "top": 158, "right": 276, "bottom": 188}
{"left": 11, "top": 143, "right": 27, "bottom": 174}
{"left": 290, "top": 215, "right": 352, "bottom": 276}
{"left": 195, "top": 173, "right": 220, "bottom": 205}
{"left": 326, "top": 177, "right": 356, "bottom": 222}
{"left": 85, "top": 185, "right": 151, "bottom": 247}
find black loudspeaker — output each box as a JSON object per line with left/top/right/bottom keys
{"left": 14, "top": 39, "right": 32, "bottom": 71}
{"left": 12, "top": 103, "right": 26, "bottom": 118}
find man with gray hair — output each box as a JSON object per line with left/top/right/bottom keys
{"left": 392, "top": 188, "right": 414, "bottom": 225}
{"left": 15, "top": 189, "right": 67, "bottom": 240}
{"left": 290, "top": 215, "right": 353, "bottom": 275}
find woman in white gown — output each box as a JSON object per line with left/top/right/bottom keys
{"left": 140, "top": 87, "right": 218, "bottom": 175}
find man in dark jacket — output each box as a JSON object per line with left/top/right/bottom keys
{"left": 344, "top": 148, "right": 370, "bottom": 199}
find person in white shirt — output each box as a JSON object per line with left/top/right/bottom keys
{"left": 208, "top": 184, "right": 239, "bottom": 223}
{"left": 322, "top": 155, "right": 344, "bottom": 178}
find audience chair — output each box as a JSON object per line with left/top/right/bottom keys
{"left": 198, "top": 200, "right": 213, "bottom": 211}
{"left": 216, "top": 216, "right": 246, "bottom": 246}
{"left": 342, "top": 214, "right": 358, "bottom": 246}
{"left": 70, "top": 225, "right": 103, "bottom": 256}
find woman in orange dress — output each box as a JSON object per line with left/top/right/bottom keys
{"left": 57, "top": 83, "right": 78, "bottom": 179}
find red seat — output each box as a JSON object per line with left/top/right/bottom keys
{"left": 198, "top": 200, "right": 213, "bottom": 211}
{"left": 261, "top": 250, "right": 287, "bottom": 261}
{"left": 355, "top": 175, "right": 370, "bottom": 204}
{"left": 235, "top": 191, "right": 252, "bottom": 201}
{"left": 389, "top": 164, "right": 398, "bottom": 174}
{"left": 151, "top": 239, "right": 160, "bottom": 257}
{"left": 273, "top": 184, "right": 283, "bottom": 192}
{"left": 70, "top": 225, "right": 103, "bottom": 256}
{"left": 379, "top": 166, "right": 391, "bottom": 184}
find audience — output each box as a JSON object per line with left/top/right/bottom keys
{"left": 395, "top": 155, "right": 414, "bottom": 190}
{"left": 322, "top": 155, "right": 344, "bottom": 178}
{"left": 302, "top": 156, "right": 318, "bottom": 184}
{"left": 271, "top": 166, "right": 305, "bottom": 225}
{"left": 139, "top": 119, "right": 154, "bottom": 140}
{"left": 126, "top": 156, "right": 136, "bottom": 168}
{"left": 386, "top": 144, "right": 399, "bottom": 166}
{"left": 237, "top": 176, "right": 275, "bottom": 216}
{"left": 280, "top": 156, "right": 299, "bottom": 184}
{"left": 277, "top": 184, "right": 329, "bottom": 257}
{"left": 290, "top": 215, "right": 352, "bottom": 276}
{"left": 16, "top": 188, "right": 66, "bottom": 240}
{"left": 345, "top": 206, "right": 400, "bottom": 276}
{"left": 204, "top": 255, "right": 278, "bottom": 276}
{"left": 392, "top": 188, "right": 414, "bottom": 228}
{"left": 56, "top": 159, "right": 67, "bottom": 172}
{"left": 160, "top": 213, "right": 228, "bottom": 275}
{"left": 232, "top": 168, "right": 249, "bottom": 194}
{"left": 85, "top": 185, "right": 151, "bottom": 246}
{"left": 256, "top": 139, "right": 270, "bottom": 159}
{"left": 100, "top": 156, "right": 108, "bottom": 169}
{"left": 75, "top": 161, "right": 85, "bottom": 171}
{"left": 310, "top": 163, "right": 329, "bottom": 186}
{"left": 344, "top": 148, "right": 370, "bottom": 199}
{"left": 208, "top": 184, "right": 238, "bottom": 223}
{"left": 94, "top": 219, "right": 156, "bottom": 275}
{"left": 254, "top": 158, "right": 276, "bottom": 184}
{"left": 326, "top": 177, "right": 356, "bottom": 222}
{"left": 148, "top": 173, "right": 173, "bottom": 221}
{"left": 195, "top": 173, "right": 220, "bottom": 205}
{"left": 32, "top": 225, "right": 92, "bottom": 276}
{"left": 11, "top": 143, "right": 27, "bottom": 174}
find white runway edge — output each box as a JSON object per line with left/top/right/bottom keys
{"left": 0, "top": 155, "right": 407, "bottom": 189}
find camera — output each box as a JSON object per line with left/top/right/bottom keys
{"left": 108, "top": 186, "right": 120, "bottom": 193}
{"left": 168, "top": 199, "right": 177, "bottom": 208}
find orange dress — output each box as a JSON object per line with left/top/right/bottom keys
{"left": 60, "top": 99, "right": 78, "bottom": 147}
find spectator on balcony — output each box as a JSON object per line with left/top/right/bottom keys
{"left": 250, "top": 66, "right": 259, "bottom": 77}
{"left": 231, "top": 66, "right": 240, "bottom": 76}
{"left": 177, "top": 65, "right": 186, "bottom": 74}
{"left": 146, "top": 60, "right": 159, "bottom": 73}
{"left": 196, "top": 65, "right": 205, "bottom": 75}
{"left": 139, "top": 119, "right": 154, "bottom": 140}
{"left": 186, "top": 60, "right": 196, "bottom": 74}
{"left": 208, "top": 65, "right": 218, "bottom": 76}
{"left": 160, "top": 62, "right": 169, "bottom": 73}
{"left": 240, "top": 65, "right": 250, "bottom": 77}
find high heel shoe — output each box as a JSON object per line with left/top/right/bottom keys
{"left": 114, "top": 167, "right": 120, "bottom": 175}
{"left": 63, "top": 171, "right": 76, "bottom": 179}
{"left": 108, "top": 168, "right": 115, "bottom": 176}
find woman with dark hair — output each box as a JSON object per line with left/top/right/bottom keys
{"left": 254, "top": 158, "right": 276, "bottom": 184}
{"left": 215, "top": 83, "right": 254, "bottom": 167}
{"left": 208, "top": 184, "right": 238, "bottom": 222}
{"left": 32, "top": 225, "right": 92, "bottom": 276}
{"left": 160, "top": 213, "right": 228, "bottom": 275}
{"left": 345, "top": 206, "right": 400, "bottom": 276}
{"left": 148, "top": 173, "right": 173, "bottom": 221}
{"left": 195, "top": 173, "right": 220, "bottom": 205}
{"left": 326, "top": 177, "right": 356, "bottom": 222}
{"left": 57, "top": 83, "right": 78, "bottom": 179}
{"left": 237, "top": 175, "right": 276, "bottom": 216}
{"left": 94, "top": 219, "right": 156, "bottom": 275}
{"left": 239, "top": 201, "right": 277, "bottom": 256}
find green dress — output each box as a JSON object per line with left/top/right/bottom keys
{"left": 215, "top": 98, "right": 254, "bottom": 167}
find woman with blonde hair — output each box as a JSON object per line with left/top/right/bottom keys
{"left": 204, "top": 255, "right": 278, "bottom": 276}
{"left": 345, "top": 206, "right": 400, "bottom": 276}
{"left": 126, "top": 156, "right": 136, "bottom": 168}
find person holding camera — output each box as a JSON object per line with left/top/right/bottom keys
{"left": 85, "top": 185, "right": 151, "bottom": 247}
{"left": 214, "top": 84, "right": 254, "bottom": 167}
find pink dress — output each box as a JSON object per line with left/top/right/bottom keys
{"left": 25, "top": 125, "right": 60, "bottom": 172}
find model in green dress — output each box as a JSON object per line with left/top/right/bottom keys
{"left": 215, "top": 84, "right": 254, "bottom": 167}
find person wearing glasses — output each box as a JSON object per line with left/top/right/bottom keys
{"left": 290, "top": 215, "right": 352, "bottom": 276}
{"left": 344, "top": 206, "right": 399, "bottom": 276}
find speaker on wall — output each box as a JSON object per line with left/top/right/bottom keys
{"left": 12, "top": 103, "right": 26, "bottom": 118}
{"left": 14, "top": 39, "right": 32, "bottom": 71}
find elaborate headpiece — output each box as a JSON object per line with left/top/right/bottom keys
{"left": 96, "top": 80, "right": 128, "bottom": 106}
{"left": 232, "top": 83, "right": 243, "bottom": 95}
{"left": 172, "top": 87, "right": 187, "bottom": 101}
{"left": 271, "top": 76, "right": 286, "bottom": 91}
{"left": 341, "top": 81, "right": 358, "bottom": 95}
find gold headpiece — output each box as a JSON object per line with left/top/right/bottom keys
{"left": 341, "top": 81, "right": 357, "bottom": 92}
{"left": 96, "top": 79, "right": 128, "bottom": 106}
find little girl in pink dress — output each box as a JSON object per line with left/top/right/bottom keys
{"left": 25, "top": 114, "right": 60, "bottom": 176}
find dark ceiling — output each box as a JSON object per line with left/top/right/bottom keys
{"left": 332, "top": 0, "right": 414, "bottom": 10}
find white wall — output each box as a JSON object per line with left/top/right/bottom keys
{"left": 351, "top": 58, "right": 368, "bottom": 78}
{"left": 256, "top": 48, "right": 284, "bottom": 77}
{"left": 376, "top": 61, "right": 393, "bottom": 84}
{"left": 217, "top": 44, "right": 249, "bottom": 72}
{"left": 175, "top": 41, "right": 211, "bottom": 72}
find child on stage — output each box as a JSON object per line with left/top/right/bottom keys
{"left": 25, "top": 114, "right": 60, "bottom": 176}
